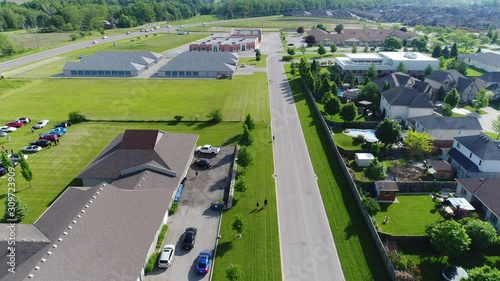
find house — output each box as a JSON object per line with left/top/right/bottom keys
{"left": 230, "top": 28, "right": 263, "bottom": 42}
{"left": 477, "top": 71, "right": 500, "bottom": 100}
{"left": 427, "top": 159, "right": 455, "bottom": 179}
{"left": 375, "top": 180, "right": 399, "bottom": 202}
{"left": 458, "top": 52, "right": 500, "bottom": 72}
{"left": 456, "top": 178, "right": 500, "bottom": 232}
{"left": 355, "top": 153, "right": 374, "bottom": 167}
{"left": 441, "top": 133, "right": 500, "bottom": 178}
{"left": 407, "top": 115, "right": 483, "bottom": 147}
{"left": 63, "top": 51, "right": 162, "bottom": 77}
{"left": 308, "top": 28, "right": 417, "bottom": 47}
{"left": 424, "top": 70, "right": 481, "bottom": 103}
{"left": 373, "top": 72, "right": 432, "bottom": 96}
{"left": 189, "top": 36, "right": 258, "bottom": 52}
{"left": 334, "top": 52, "right": 439, "bottom": 76}
{"left": 157, "top": 52, "right": 239, "bottom": 78}
{"left": 0, "top": 130, "right": 198, "bottom": 281}
{"left": 379, "top": 86, "right": 435, "bottom": 119}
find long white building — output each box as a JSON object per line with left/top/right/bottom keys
{"left": 334, "top": 52, "right": 439, "bottom": 76}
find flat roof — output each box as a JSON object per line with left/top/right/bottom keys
{"left": 447, "top": 197, "right": 475, "bottom": 211}
{"left": 379, "top": 52, "right": 438, "bottom": 62}
{"left": 345, "top": 53, "right": 383, "bottom": 59}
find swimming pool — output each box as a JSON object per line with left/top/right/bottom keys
{"left": 337, "top": 90, "right": 344, "bottom": 97}
{"left": 343, "top": 129, "right": 378, "bottom": 142}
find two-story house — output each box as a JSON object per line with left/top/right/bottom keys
{"left": 379, "top": 86, "right": 435, "bottom": 120}
{"left": 441, "top": 133, "right": 500, "bottom": 178}
{"left": 373, "top": 72, "right": 433, "bottom": 97}
{"left": 424, "top": 70, "right": 481, "bottom": 103}
{"left": 477, "top": 71, "right": 500, "bottom": 100}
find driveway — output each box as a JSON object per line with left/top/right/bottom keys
{"left": 145, "top": 147, "right": 234, "bottom": 281}
{"left": 477, "top": 106, "right": 500, "bottom": 132}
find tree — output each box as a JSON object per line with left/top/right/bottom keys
{"left": 240, "top": 124, "right": 254, "bottom": 146}
{"left": 424, "top": 64, "right": 434, "bottom": 75}
{"left": 375, "top": 119, "right": 402, "bottom": 146}
{"left": 363, "top": 44, "right": 369, "bottom": 53}
{"left": 17, "top": 152, "right": 33, "bottom": 188}
{"left": 444, "top": 88, "right": 460, "bottom": 108}
{"left": 316, "top": 24, "right": 327, "bottom": 31}
{"left": 334, "top": 24, "right": 344, "bottom": 34}
{"left": 404, "top": 131, "right": 435, "bottom": 155}
{"left": 384, "top": 36, "right": 403, "bottom": 51}
{"left": 244, "top": 114, "right": 255, "bottom": 131}
{"left": 447, "top": 60, "right": 467, "bottom": 76}
{"left": 364, "top": 158, "right": 387, "bottom": 181}
{"left": 366, "top": 63, "right": 377, "bottom": 80}
{"left": 395, "top": 62, "right": 407, "bottom": 73}
{"left": 441, "top": 104, "right": 453, "bottom": 116}
{"left": 225, "top": 264, "right": 243, "bottom": 281}
{"left": 358, "top": 82, "right": 380, "bottom": 109}
{"left": 361, "top": 196, "right": 381, "bottom": 216}
{"left": 299, "top": 45, "right": 306, "bottom": 54}
{"left": 256, "top": 53, "right": 261, "bottom": 62}
{"left": 297, "top": 26, "right": 304, "bottom": 34}
{"left": 492, "top": 115, "right": 500, "bottom": 140}
{"left": 255, "top": 49, "right": 261, "bottom": 57}
{"left": 411, "top": 36, "right": 428, "bottom": 52}
{"left": 425, "top": 220, "right": 470, "bottom": 256}
{"left": 450, "top": 42, "right": 458, "bottom": 58}
{"left": 464, "top": 266, "right": 500, "bottom": 281}
{"left": 0, "top": 151, "right": 13, "bottom": 170}
{"left": 287, "top": 48, "right": 295, "bottom": 56}
{"left": 68, "top": 111, "right": 87, "bottom": 123}
{"left": 351, "top": 45, "right": 357, "bottom": 54}
{"left": 339, "top": 102, "right": 358, "bottom": 122}
{"left": 321, "top": 91, "right": 333, "bottom": 104}
{"left": 363, "top": 76, "right": 371, "bottom": 85}
{"left": 0, "top": 33, "right": 14, "bottom": 57}
{"left": 330, "top": 44, "right": 337, "bottom": 54}
{"left": 3, "top": 196, "right": 28, "bottom": 223}
{"left": 207, "top": 108, "right": 223, "bottom": 123}
{"left": 487, "top": 25, "right": 494, "bottom": 39}
{"left": 474, "top": 89, "right": 492, "bottom": 110}
{"left": 324, "top": 96, "right": 341, "bottom": 117}
{"left": 232, "top": 214, "right": 246, "bottom": 234}
{"left": 236, "top": 146, "right": 253, "bottom": 168}
{"left": 319, "top": 76, "right": 331, "bottom": 95}
{"left": 317, "top": 44, "right": 326, "bottom": 56}
{"left": 492, "top": 31, "right": 499, "bottom": 44}
{"left": 235, "top": 177, "right": 248, "bottom": 192}
{"left": 436, "top": 86, "right": 446, "bottom": 101}
{"left": 304, "top": 35, "right": 316, "bottom": 46}
{"left": 432, "top": 45, "right": 442, "bottom": 58}
{"left": 463, "top": 219, "right": 498, "bottom": 251}
{"left": 441, "top": 46, "right": 450, "bottom": 59}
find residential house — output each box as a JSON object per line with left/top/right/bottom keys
{"left": 427, "top": 159, "right": 455, "bottom": 180}
{"left": 375, "top": 180, "right": 399, "bottom": 202}
{"left": 157, "top": 52, "right": 239, "bottom": 78}
{"left": 456, "top": 178, "right": 500, "bottom": 232}
{"left": 458, "top": 52, "right": 500, "bottom": 72}
{"left": 407, "top": 115, "right": 483, "bottom": 147}
{"left": 63, "top": 51, "right": 162, "bottom": 77}
{"left": 424, "top": 70, "right": 481, "bottom": 103}
{"left": 189, "top": 36, "right": 258, "bottom": 52}
{"left": 373, "top": 72, "right": 432, "bottom": 97}
{"left": 477, "top": 71, "right": 500, "bottom": 100}
{"left": 0, "top": 130, "right": 198, "bottom": 281}
{"left": 308, "top": 28, "right": 417, "bottom": 47}
{"left": 441, "top": 133, "right": 500, "bottom": 178}
{"left": 379, "top": 86, "right": 435, "bottom": 119}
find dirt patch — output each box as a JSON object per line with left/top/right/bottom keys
{"left": 387, "top": 164, "right": 427, "bottom": 181}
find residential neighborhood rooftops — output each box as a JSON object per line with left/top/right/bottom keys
{"left": 63, "top": 51, "right": 163, "bottom": 72}
{"left": 445, "top": 147, "right": 480, "bottom": 172}
{"left": 457, "top": 178, "right": 500, "bottom": 217}
{"left": 379, "top": 52, "right": 437, "bottom": 62}
{"left": 308, "top": 28, "right": 417, "bottom": 43}
{"left": 459, "top": 52, "right": 500, "bottom": 68}
{"left": 478, "top": 71, "right": 500, "bottom": 82}
{"left": 454, "top": 134, "right": 500, "bottom": 161}
{"left": 410, "top": 115, "right": 482, "bottom": 130}
{"left": 425, "top": 69, "right": 465, "bottom": 84}
{"left": 382, "top": 86, "right": 434, "bottom": 108}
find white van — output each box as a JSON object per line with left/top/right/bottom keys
{"left": 158, "top": 244, "right": 175, "bottom": 268}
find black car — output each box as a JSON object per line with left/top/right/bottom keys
{"left": 54, "top": 121, "right": 72, "bottom": 128}
{"left": 194, "top": 159, "right": 212, "bottom": 169}
{"left": 0, "top": 161, "right": 18, "bottom": 168}
{"left": 30, "top": 140, "right": 52, "bottom": 147}
{"left": 181, "top": 227, "right": 198, "bottom": 250}
{"left": 0, "top": 168, "right": 6, "bottom": 176}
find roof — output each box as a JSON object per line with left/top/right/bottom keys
{"left": 375, "top": 180, "right": 399, "bottom": 191}
{"left": 457, "top": 178, "right": 500, "bottom": 217}
{"left": 381, "top": 86, "right": 434, "bottom": 108}
{"left": 446, "top": 147, "right": 480, "bottom": 172}
{"left": 308, "top": 28, "right": 417, "bottom": 42}
{"left": 478, "top": 71, "right": 500, "bottom": 83}
{"left": 355, "top": 153, "right": 374, "bottom": 160}
{"left": 230, "top": 28, "right": 262, "bottom": 36}
{"left": 425, "top": 69, "right": 465, "bottom": 84}
{"left": 454, "top": 134, "right": 500, "bottom": 161}
{"left": 63, "top": 51, "right": 162, "bottom": 72}
{"left": 428, "top": 159, "right": 453, "bottom": 171}
{"left": 410, "top": 115, "right": 482, "bottom": 131}
{"left": 456, "top": 76, "right": 475, "bottom": 93}
{"left": 459, "top": 52, "right": 500, "bottom": 68}
{"left": 447, "top": 197, "right": 475, "bottom": 211}
{"left": 379, "top": 52, "right": 437, "bottom": 62}
{"left": 158, "top": 52, "right": 238, "bottom": 73}
{"left": 191, "top": 36, "right": 256, "bottom": 45}
{"left": 373, "top": 72, "right": 430, "bottom": 94}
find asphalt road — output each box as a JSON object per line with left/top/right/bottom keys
{"left": 265, "top": 33, "right": 346, "bottom": 281}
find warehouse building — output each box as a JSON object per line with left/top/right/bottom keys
{"left": 157, "top": 52, "right": 239, "bottom": 79}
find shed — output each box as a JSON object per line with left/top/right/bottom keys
{"left": 375, "top": 180, "right": 399, "bottom": 202}
{"left": 428, "top": 159, "right": 455, "bottom": 180}
{"left": 355, "top": 153, "right": 375, "bottom": 167}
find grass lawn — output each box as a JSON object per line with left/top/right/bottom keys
{"left": 461, "top": 105, "right": 488, "bottom": 115}
{"left": 239, "top": 55, "right": 268, "bottom": 68}
{"left": 485, "top": 132, "right": 499, "bottom": 139}
{"left": 0, "top": 74, "right": 268, "bottom": 122}
{"left": 375, "top": 195, "right": 444, "bottom": 236}
{"left": 349, "top": 160, "right": 371, "bottom": 182}
{"left": 212, "top": 16, "right": 369, "bottom": 29}
{"left": 285, "top": 68, "right": 389, "bottom": 280}
{"left": 332, "top": 128, "right": 365, "bottom": 150}
{"left": 451, "top": 112, "right": 467, "bottom": 117}
{"left": 466, "top": 65, "right": 486, "bottom": 77}
{"left": 295, "top": 53, "right": 345, "bottom": 60}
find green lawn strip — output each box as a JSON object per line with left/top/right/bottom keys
{"left": 451, "top": 112, "right": 467, "bottom": 117}
{"left": 285, "top": 68, "right": 389, "bottom": 280}
{"left": 466, "top": 66, "right": 485, "bottom": 76}
{"left": 296, "top": 53, "right": 345, "bottom": 60}
{"left": 349, "top": 160, "right": 371, "bottom": 182}
{"left": 156, "top": 225, "right": 169, "bottom": 250}
{"left": 170, "top": 15, "right": 220, "bottom": 25}
{"left": 239, "top": 55, "right": 268, "bottom": 68}
{"left": 374, "top": 195, "right": 444, "bottom": 236}
{"left": 331, "top": 128, "right": 364, "bottom": 150}
{"left": 213, "top": 16, "right": 368, "bottom": 29}
{"left": 0, "top": 74, "right": 268, "bottom": 122}
{"left": 461, "top": 105, "right": 488, "bottom": 115}
{"left": 485, "top": 132, "right": 499, "bottom": 139}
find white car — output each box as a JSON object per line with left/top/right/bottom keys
{"left": 92, "top": 40, "right": 98, "bottom": 44}
{"left": 0, "top": 132, "right": 6, "bottom": 137}
{"left": 0, "top": 126, "right": 16, "bottom": 133}
{"left": 33, "top": 120, "right": 49, "bottom": 129}
{"left": 158, "top": 244, "right": 175, "bottom": 268}
{"left": 126, "top": 32, "right": 131, "bottom": 35}
{"left": 8, "top": 153, "right": 28, "bottom": 162}
{"left": 22, "top": 145, "right": 42, "bottom": 153}
{"left": 195, "top": 144, "right": 220, "bottom": 155}
{"left": 102, "top": 36, "right": 107, "bottom": 39}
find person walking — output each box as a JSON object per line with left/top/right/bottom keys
{"left": 31, "top": 127, "right": 34, "bottom": 133}
{"left": 272, "top": 135, "right": 275, "bottom": 142}
{"left": 6, "top": 136, "right": 10, "bottom": 142}
{"left": 264, "top": 198, "right": 268, "bottom": 207}
{"left": 256, "top": 202, "right": 259, "bottom": 209}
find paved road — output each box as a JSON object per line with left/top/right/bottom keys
{"left": 265, "top": 33, "right": 346, "bottom": 281}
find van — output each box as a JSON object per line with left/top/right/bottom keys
{"left": 158, "top": 244, "right": 175, "bottom": 268}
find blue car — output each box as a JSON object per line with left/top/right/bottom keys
{"left": 195, "top": 251, "right": 212, "bottom": 274}
{"left": 51, "top": 127, "right": 67, "bottom": 134}
{"left": 48, "top": 129, "right": 66, "bottom": 137}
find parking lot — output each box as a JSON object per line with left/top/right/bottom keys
{"left": 146, "top": 146, "right": 234, "bottom": 281}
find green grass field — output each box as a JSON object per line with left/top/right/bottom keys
{"left": 375, "top": 195, "right": 444, "bottom": 236}
{"left": 485, "top": 132, "right": 499, "bottom": 139}
{"left": 211, "top": 16, "right": 367, "bottom": 29}
{"left": 239, "top": 55, "right": 268, "bottom": 68}
{"left": 285, "top": 66, "right": 389, "bottom": 280}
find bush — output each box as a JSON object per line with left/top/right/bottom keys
{"left": 207, "top": 108, "right": 223, "bottom": 123}
{"left": 145, "top": 252, "right": 158, "bottom": 274}
{"left": 370, "top": 143, "right": 383, "bottom": 156}
{"left": 282, "top": 55, "right": 293, "bottom": 61}
{"left": 361, "top": 196, "right": 381, "bottom": 216}
{"left": 173, "top": 115, "right": 184, "bottom": 122}
{"left": 68, "top": 111, "right": 87, "bottom": 123}
{"left": 232, "top": 214, "right": 246, "bottom": 233}
{"left": 169, "top": 202, "right": 178, "bottom": 214}
{"left": 235, "top": 177, "right": 248, "bottom": 192}
{"left": 155, "top": 225, "right": 168, "bottom": 249}
{"left": 356, "top": 134, "right": 365, "bottom": 142}
{"left": 69, "top": 34, "right": 79, "bottom": 41}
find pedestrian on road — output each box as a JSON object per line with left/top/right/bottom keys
{"left": 256, "top": 202, "right": 259, "bottom": 209}
{"left": 264, "top": 198, "right": 268, "bottom": 207}
{"left": 272, "top": 135, "right": 275, "bottom": 142}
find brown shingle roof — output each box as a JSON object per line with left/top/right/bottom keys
{"left": 120, "top": 129, "right": 159, "bottom": 149}
{"left": 457, "top": 178, "right": 500, "bottom": 218}
{"left": 428, "top": 160, "right": 453, "bottom": 171}
{"left": 376, "top": 180, "right": 399, "bottom": 191}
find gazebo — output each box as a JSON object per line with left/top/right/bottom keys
{"left": 358, "top": 100, "right": 373, "bottom": 116}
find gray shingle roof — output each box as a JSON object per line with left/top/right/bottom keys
{"left": 410, "top": 115, "right": 482, "bottom": 130}
{"left": 63, "top": 51, "right": 162, "bottom": 72}
{"left": 373, "top": 72, "right": 430, "bottom": 94}
{"left": 456, "top": 76, "right": 474, "bottom": 93}
{"left": 425, "top": 70, "right": 449, "bottom": 83}
{"left": 382, "top": 86, "right": 434, "bottom": 108}
{"left": 63, "top": 60, "right": 145, "bottom": 71}
{"left": 457, "top": 178, "right": 500, "bottom": 218}
{"left": 158, "top": 52, "right": 238, "bottom": 73}
{"left": 447, "top": 147, "right": 480, "bottom": 172}
{"left": 454, "top": 134, "right": 500, "bottom": 161}
{"left": 308, "top": 28, "right": 417, "bottom": 42}
{"left": 459, "top": 52, "right": 500, "bottom": 68}
{"left": 478, "top": 71, "right": 500, "bottom": 82}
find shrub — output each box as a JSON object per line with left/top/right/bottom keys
{"left": 68, "top": 111, "right": 87, "bottom": 123}
{"left": 232, "top": 214, "right": 246, "bottom": 233}
{"left": 145, "top": 252, "right": 158, "bottom": 274}
{"left": 226, "top": 264, "right": 242, "bottom": 281}
{"left": 356, "top": 134, "right": 365, "bottom": 142}
{"left": 207, "top": 108, "right": 223, "bottom": 123}
{"left": 235, "top": 177, "right": 248, "bottom": 192}
{"left": 282, "top": 55, "right": 293, "bottom": 61}
{"left": 173, "top": 115, "right": 184, "bottom": 122}
{"left": 361, "top": 196, "right": 381, "bottom": 216}
{"left": 370, "top": 143, "right": 383, "bottom": 156}
{"left": 69, "top": 34, "right": 79, "bottom": 41}
{"left": 155, "top": 225, "right": 168, "bottom": 249}
{"left": 395, "top": 270, "right": 413, "bottom": 281}
{"left": 169, "top": 202, "right": 178, "bottom": 214}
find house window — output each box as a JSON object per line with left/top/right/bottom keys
{"left": 193, "top": 71, "right": 199, "bottom": 77}
{"left": 384, "top": 191, "right": 391, "bottom": 196}
{"left": 172, "top": 71, "right": 178, "bottom": 76}
{"left": 479, "top": 160, "right": 482, "bottom": 166}
{"left": 469, "top": 153, "right": 472, "bottom": 158}
{"left": 84, "top": 71, "right": 91, "bottom": 75}
{"left": 125, "top": 71, "right": 131, "bottom": 76}
{"left": 491, "top": 215, "right": 498, "bottom": 224}
{"left": 111, "top": 71, "right": 118, "bottom": 76}
{"left": 70, "top": 71, "right": 77, "bottom": 75}
{"left": 98, "top": 71, "right": 104, "bottom": 75}
{"left": 186, "top": 71, "right": 192, "bottom": 76}
{"left": 457, "top": 143, "right": 461, "bottom": 148}
{"left": 77, "top": 71, "right": 84, "bottom": 75}
{"left": 179, "top": 71, "right": 185, "bottom": 76}
{"left": 118, "top": 71, "right": 125, "bottom": 76}
{"left": 460, "top": 188, "right": 467, "bottom": 196}
{"left": 104, "top": 71, "right": 111, "bottom": 76}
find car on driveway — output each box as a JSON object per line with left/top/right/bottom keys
{"left": 22, "top": 145, "right": 42, "bottom": 153}
{"left": 30, "top": 140, "right": 52, "bottom": 147}
{"left": 195, "top": 144, "right": 220, "bottom": 155}
{"left": 0, "top": 161, "right": 18, "bottom": 168}
{"left": 195, "top": 251, "right": 212, "bottom": 274}
{"left": 33, "top": 120, "right": 49, "bottom": 129}
{"left": 194, "top": 159, "right": 212, "bottom": 169}
{"left": 0, "top": 126, "right": 17, "bottom": 133}
{"left": 181, "top": 227, "right": 197, "bottom": 250}
{"left": 54, "top": 121, "right": 71, "bottom": 128}
{"left": 158, "top": 244, "right": 175, "bottom": 268}
{"left": 39, "top": 133, "right": 58, "bottom": 142}
{"left": 6, "top": 121, "right": 24, "bottom": 128}
{"left": 16, "top": 117, "right": 30, "bottom": 124}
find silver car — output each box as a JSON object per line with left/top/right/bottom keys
{"left": 158, "top": 244, "right": 175, "bottom": 268}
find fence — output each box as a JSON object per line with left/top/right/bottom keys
{"left": 398, "top": 181, "right": 457, "bottom": 193}
{"left": 301, "top": 79, "right": 397, "bottom": 281}
{"left": 378, "top": 232, "right": 431, "bottom": 248}
{"left": 325, "top": 119, "right": 380, "bottom": 129}
{"left": 85, "top": 115, "right": 244, "bottom": 122}
{"left": 225, "top": 145, "right": 239, "bottom": 209}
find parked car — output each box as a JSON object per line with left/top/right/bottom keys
{"left": 126, "top": 32, "right": 131, "bottom": 35}
{"left": 92, "top": 40, "right": 98, "bottom": 44}
{"left": 39, "top": 133, "right": 58, "bottom": 142}
{"left": 21, "top": 145, "right": 42, "bottom": 153}
{"left": 54, "top": 121, "right": 72, "bottom": 128}
{"left": 0, "top": 132, "right": 6, "bottom": 137}
{"left": 5, "top": 121, "right": 24, "bottom": 128}
{"left": 195, "top": 145, "right": 220, "bottom": 155}
{"left": 16, "top": 117, "right": 30, "bottom": 123}
{"left": 102, "top": 35, "right": 107, "bottom": 39}
{"left": 210, "top": 200, "right": 224, "bottom": 210}
{"left": 157, "top": 244, "right": 175, "bottom": 268}
{"left": 181, "top": 227, "right": 197, "bottom": 250}
{"left": 0, "top": 161, "right": 18, "bottom": 168}
{"left": 49, "top": 128, "right": 66, "bottom": 136}
{"left": 195, "top": 251, "right": 212, "bottom": 274}
{"left": 194, "top": 159, "right": 212, "bottom": 169}
{"left": 30, "top": 140, "right": 52, "bottom": 147}
{"left": 33, "top": 120, "right": 49, "bottom": 129}
{"left": 240, "top": 63, "right": 246, "bottom": 67}
{"left": 442, "top": 265, "right": 468, "bottom": 281}
{"left": 9, "top": 153, "right": 28, "bottom": 162}
{"left": 0, "top": 167, "right": 6, "bottom": 176}
{"left": 0, "top": 126, "right": 17, "bottom": 133}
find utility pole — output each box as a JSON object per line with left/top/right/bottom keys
{"left": 35, "top": 25, "right": 40, "bottom": 49}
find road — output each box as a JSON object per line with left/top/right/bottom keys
{"left": 265, "top": 33, "right": 346, "bottom": 281}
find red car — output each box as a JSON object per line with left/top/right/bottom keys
{"left": 39, "top": 133, "right": 58, "bottom": 142}
{"left": 5, "top": 121, "right": 24, "bottom": 128}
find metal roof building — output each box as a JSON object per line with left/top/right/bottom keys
{"left": 157, "top": 51, "right": 239, "bottom": 79}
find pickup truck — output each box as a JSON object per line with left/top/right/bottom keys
{"left": 195, "top": 144, "right": 220, "bottom": 155}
